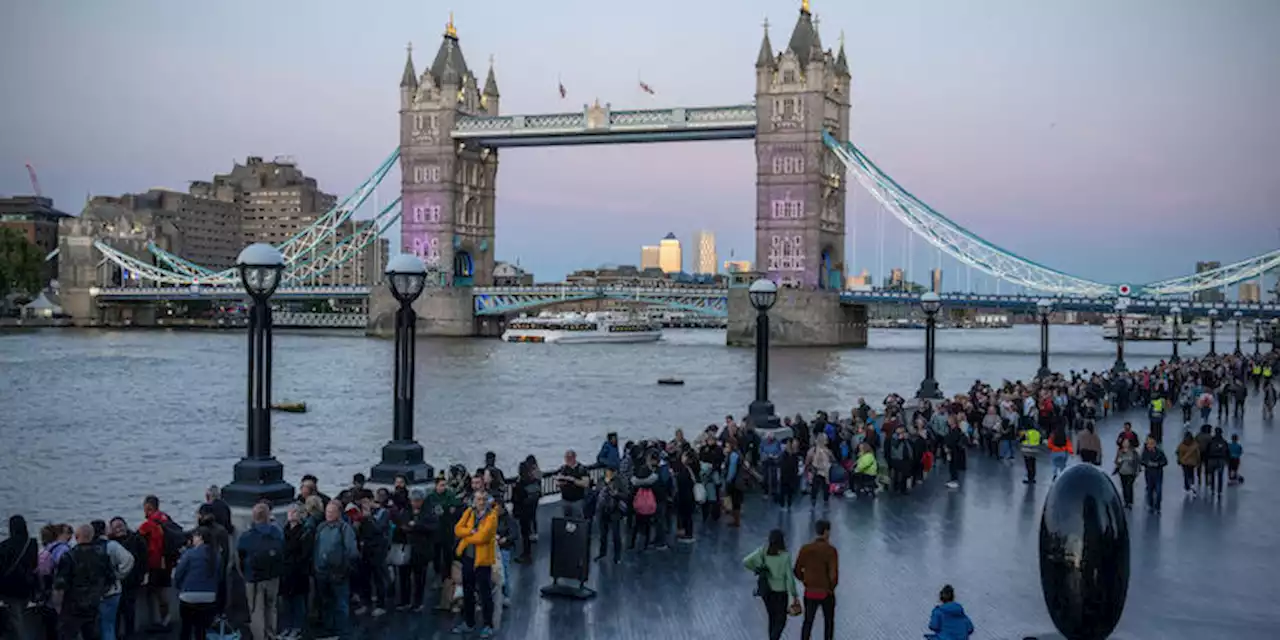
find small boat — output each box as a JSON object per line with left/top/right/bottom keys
{"left": 657, "top": 378, "right": 685, "bottom": 386}
{"left": 272, "top": 402, "right": 307, "bottom": 413}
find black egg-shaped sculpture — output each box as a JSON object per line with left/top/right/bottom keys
{"left": 1039, "top": 464, "right": 1129, "bottom": 639}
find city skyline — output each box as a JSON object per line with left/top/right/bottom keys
{"left": 2, "top": 0, "right": 1278, "bottom": 284}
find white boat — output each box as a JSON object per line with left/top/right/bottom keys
{"left": 1102, "top": 316, "right": 1199, "bottom": 342}
{"left": 501, "top": 311, "right": 663, "bottom": 344}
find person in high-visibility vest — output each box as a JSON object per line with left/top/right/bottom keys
{"left": 1149, "top": 397, "right": 1166, "bottom": 444}
{"left": 1253, "top": 364, "right": 1263, "bottom": 392}
{"left": 1019, "top": 423, "right": 1043, "bottom": 484}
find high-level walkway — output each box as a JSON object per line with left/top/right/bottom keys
{"left": 320, "top": 394, "right": 1275, "bottom": 640}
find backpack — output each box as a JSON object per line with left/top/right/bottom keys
{"left": 37, "top": 541, "right": 66, "bottom": 578}
{"left": 67, "top": 543, "right": 111, "bottom": 606}
{"left": 632, "top": 487, "right": 657, "bottom": 516}
{"left": 158, "top": 517, "right": 187, "bottom": 560}
{"left": 1208, "top": 439, "right": 1230, "bottom": 461}
{"left": 244, "top": 530, "right": 284, "bottom": 583}
{"left": 120, "top": 533, "right": 148, "bottom": 588}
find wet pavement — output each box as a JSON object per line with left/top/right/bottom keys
{"left": 338, "top": 395, "right": 1278, "bottom": 640}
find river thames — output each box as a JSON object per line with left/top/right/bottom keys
{"left": 0, "top": 324, "right": 1218, "bottom": 527}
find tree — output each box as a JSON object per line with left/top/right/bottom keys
{"left": 0, "top": 227, "right": 44, "bottom": 299}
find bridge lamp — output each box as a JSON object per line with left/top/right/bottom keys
{"left": 1208, "top": 309, "right": 1219, "bottom": 356}
{"left": 1169, "top": 305, "right": 1182, "bottom": 363}
{"left": 1233, "top": 310, "right": 1243, "bottom": 354}
{"left": 915, "top": 292, "right": 944, "bottom": 400}
{"left": 371, "top": 254, "right": 433, "bottom": 485}
{"left": 747, "top": 278, "right": 781, "bottom": 431}
{"left": 1036, "top": 298, "right": 1053, "bottom": 379}
{"left": 1254, "top": 318, "right": 1262, "bottom": 355}
{"left": 223, "top": 242, "right": 294, "bottom": 509}
{"left": 1112, "top": 299, "right": 1129, "bottom": 375}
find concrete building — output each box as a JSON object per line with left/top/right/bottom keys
{"left": 211, "top": 156, "right": 338, "bottom": 246}
{"left": 724, "top": 260, "right": 752, "bottom": 273}
{"left": 1193, "top": 261, "right": 1225, "bottom": 303}
{"left": 1239, "top": 281, "right": 1261, "bottom": 303}
{"left": 640, "top": 245, "right": 660, "bottom": 270}
{"left": 931, "top": 267, "right": 943, "bottom": 294}
{"left": 116, "top": 188, "right": 240, "bottom": 270}
{"left": 692, "top": 230, "right": 717, "bottom": 275}
{"left": 658, "top": 232, "right": 682, "bottom": 273}
{"left": 888, "top": 268, "right": 905, "bottom": 291}
{"left": 494, "top": 261, "right": 534, "bottom": 286}
{"left": 0, "top": 196, "right": 70, "bottom": 284}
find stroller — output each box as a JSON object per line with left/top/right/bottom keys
{"left": 828, "top": 461, "right": 851, "bottom": 496}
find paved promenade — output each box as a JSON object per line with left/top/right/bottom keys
{"left": 328, "top": 395, "right": 1276, "bottom": 640}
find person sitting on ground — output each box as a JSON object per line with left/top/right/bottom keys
{"left": 926, "top": 584, "right": 974, "bottom": 640}
{"left": 851, "top": 442, "right": 878, "bottom": 495}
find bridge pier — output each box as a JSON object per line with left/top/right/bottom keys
{"left": 727, "top": 288, "right": 866, "bottom": 347}
{"left": 367, "top": 284, "right": 477, "bottom": 338}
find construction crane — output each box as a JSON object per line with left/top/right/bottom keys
{"left": 25, "top": 162, "right": 43, "bottom": 197}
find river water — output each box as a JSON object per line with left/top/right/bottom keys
{"left": 0, "top": 324, "right": 1222, "bottom": 529}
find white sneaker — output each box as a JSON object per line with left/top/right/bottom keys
{"left": 946, "top": 481, "right": 960, "bottom": 489}
{"left": 353, "top": 606, "right": 368, "bottom": 616}
{"left": 372, "top": 607, "right": 387, "bottom": 618}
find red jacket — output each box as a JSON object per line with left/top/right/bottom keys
{"left": 137, "top": 511, "right": 172, "bottom": 570}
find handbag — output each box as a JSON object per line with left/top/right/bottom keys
{"left": 388, "top": 543, "right": 410, "bottom": 567}
{"left": 788, "top": 600, "right": 803, "bottom": 616}
{"left": 752, "top": 562, "right": 770, "bottom": 598}
{"left": 693, "top": 482, "right": 707, "bottom": 504}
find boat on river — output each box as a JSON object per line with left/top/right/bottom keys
{"left": 501, "top": 311, "right": 662, "bottom": 344}
{"left": 1103, "top": 317, "right": 1199, "bottom": 342}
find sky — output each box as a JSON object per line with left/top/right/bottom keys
{"left": 1, "top": 0, "right": 1278, "bottom": 288}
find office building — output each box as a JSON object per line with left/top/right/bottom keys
{"left": 723, "top": 260, "right": 752, "bottom": 273}
{"left": 1239, "top": 282, "right": 1261, "bottom": 303}
{"left": 659, "top": 232, "right": 682, "bottom": 274}
{"left": 692, "top": 230, "right": 717, "bottom": 275}
{"left": 209, "top": 156, "right": 338, "bottom": 246}
{"left": 845, "top": 269, "right": 871, "bottom": 289}
{"left": 641, "top": 245, "right": 660, "bottom": 270}
{"left": 888, "top": 268, "right": 905, "bottom": 291}
{"left": 0, "top": 196, "right": 70, "bottom": 285}
{"left": 931, "top": 268, "right": 943, "bottom": 294}
{"left": 113, "top": 189, "right": 241, "bottom": 270}
{"left": 1193, "top": 261, "right": 1225, "bottom": 303}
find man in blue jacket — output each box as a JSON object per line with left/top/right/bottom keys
{"left": 313, "top": 500, "right": 358, "bottom": 639}
{"left": 927, "top": 584, "right": 974, "bottom": 639}
{"left": 238, "top": 503, "right": 284, "bottom": 640}
{"left": 596, "top": 433, "right": 621, "bottom": 470}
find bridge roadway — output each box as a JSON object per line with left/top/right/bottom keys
{"left": 93, "top": 285, "right": 1280, "bottom": 319}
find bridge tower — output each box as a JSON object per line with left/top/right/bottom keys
{"left": 379, "top": 15, "right": 500, "bottom": 335}
{"left": 730, "top": 1, "right": 865, "bottom": 346}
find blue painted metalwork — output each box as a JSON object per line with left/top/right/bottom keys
{"left": 838, "top": 290, "right": 1280, "bottom": 318}
{"left": 452, "top": 105, "right": 756, "bottom": 147}
{"left": 472, "top": 286, "right": 729, "bottom": 317}
{"left": 94, "top": 285, "right": 371, "bottom": 301}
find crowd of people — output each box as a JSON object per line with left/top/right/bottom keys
{"left": 0, "top": 348, "right": 1273, "bottom": 640}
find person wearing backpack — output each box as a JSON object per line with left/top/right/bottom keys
{"left": 1205, "top": 427, "right": 1232, "bottom": 499}
{"left": 108, "top": 517, "right": 149, "bottom": 640}
{"left": 353, "top": 491, "right": 390, "bottom": 618}
{"left": 237, "top": 503, "right": 284, "bottom": 640}
{"left": 173, "top": 526, "right": 221, "bottom": 640}
{"left": 742, "top": 528, "right": 799, "bottom": 640}
{"left": 90, "top": 520, "right": 135, "bottom": 640}
{"left": 313, "top": 500, "right": 358, "bottom": 639}
{"left": 0, "top": 515, "right": 38, "bottom": 640}
{"left": 54, "top": 524, "right": 112, "bottom": 640}
{"left": 629, "top": 453, "right": 660, "bottom": 551}
{"left": 137, "top": 495, "right": 180, "bottom": 631}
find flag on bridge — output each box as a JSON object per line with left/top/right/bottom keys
{"left": 558, "top": 77, "right": 566, "bottom": 99}
{"left": 639, "top": 78, "right": 655, "bottom": 95}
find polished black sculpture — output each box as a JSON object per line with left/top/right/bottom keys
{"left": 1039, "top": 464, "right": 1130, "bottom": 639}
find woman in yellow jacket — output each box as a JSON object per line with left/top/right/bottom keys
{"left": 452, "top": 491, "right": 499, "bottom": 638}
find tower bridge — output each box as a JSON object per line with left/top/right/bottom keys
{"left": 69, "top": 2, "right": 1280, "bottom": 344}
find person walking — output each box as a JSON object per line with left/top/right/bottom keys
{"left": 1205, "top": 427, "right": 1231, "bottom": 499}
{"left": 1175, "top": 431, "right": 1201, "bottom": 496}
{"left": 793, "top": 520, "right": 839, "bottom": 640}
{"left": 1140, "top": 437, "right": 1168, "bottom": 514}
{"left": 1046, "top": 424, "right": 1074, "bottom": 481}
{"left": 1113, "top": 439, "right": 1139, "bottom": 510}
{"left": 1076, "top": 422, "right": 1102, "bottom": 465}
{"left": 1019, "top": 421, "right": 1043, "bottom": 484}
{"left": 742, "top": 529, "right": 800, "bottom": 640}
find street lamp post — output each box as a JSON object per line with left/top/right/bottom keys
{"left": 1233, "top": 310, "right": 1243, "bottom": 355}
{"left": 1272, "top": 319, "right": 1279, "bottom": 353}
{"left": 747, "top": 279, "right": 781, "bottom": 429}
{"left": 916, "top": 292, "right": 944, "bottom": 399}
{"left": 1112, "top": 299, "right": 1128, "bottom": 375}
{"left": 1169, "top": 305, "right": 1182, "bottom": 363}
{"left": 222, "top": 243, "right": 295, "bottom": 508}
{"left": 1255, "top": 319, "right": 1262, "bottom": 355}
{"left": 1036, "top": 298, "right": 1053, "bottom": 379}
{"left": 1208, "top": 309, "right": 1219, "bottom": 355}
{"left": 371, "top": 255, "right": 433, "bottom": 485}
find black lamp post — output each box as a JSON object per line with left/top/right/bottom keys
{"left": 1036, "top": 298, "right": 1053, "bottom": 379}
{"left": 223, "top": 243, "right": 295, "bottom": 508}
{"left": 1208, "top": 309, "right": 1218, "bottom": 355}
{"left": 1272, "top": 319, "right": 1279, "bottom": 353}
{"left": 371, "top": 254, "right": 434, "bottom": 485}
{"left": 1233, "top": 310, "right": 1243, "bottom": 355}
{"left": 1255, "top": 319, "right": 1262, "bottom": 355}
{"left": 916, "top": 292, "right": 944, "bottom": 399}
{"left": 1169, "top": 305, "right": 1182, "bottom": 363}
{"left": 1112, "top": 299, "right": 1128, "bottom": 375}
{"left": 747, "top": 278, "right": 781, "bottom": 430}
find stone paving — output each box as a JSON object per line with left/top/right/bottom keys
{"left": 330, "top": 393, "right": 1276, "bottom": 640}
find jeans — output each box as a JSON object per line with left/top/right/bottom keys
{"left": 810, "top": 475, "right": 829, "bottom": 505}
{"left": 1024, "top": 455, "right": 1037, "bottom": 482}
{"left": 1, "top": 596, "right": 32, "bottom": 640}
{"left": 117, "top": 587, "right": 139, "bottom": 639}
{"left": 499, "top": 548, "right": 512, "bottom": 596}
{"left": 357, "top": 555, "right": 388, "bottom": 609}
{"left": 761, "top": 458, "right": 780, "bottom": 498}
{"left": 1050, "top": 451, "right": 1068, "bottom": 478}
{"left": 280, "top": 594, "right": 307, "bottom": 633}
{"left": 1207, "top": 462, "right": 1225, "bottom": 494}
{"left": 245, "top": 578, "right": 279, "bottom": 640}
{"left": 1119, "top": 474, "right": 1136, "bottom": 506}
{"left": 1181, "top": 464, "right": 1195, "bottom": 491}
{"left": 800, "top": 593, "right": 835, "bottom": 640}
{"left": 98, "top": 593, "right": 120, "bottom": 640}
{"left": 762, "top": 590, "right": 788, "bottom": 640}
{"left": 398, "top": 565, "right": 428, "bottom": 608}
{"left": 561, "top": 499, "right": 584, "bottom": 520}
{"left": 315, "top": 575, "right": 350, "bottom": 638}
{"left": 460, "top": 559, "right": 493, "bottom": 629}
{"left": 598, "top": 512, "right": 622, "bottom": 559}
{"left": 1145, "top": 472, "right": 1163, "bottom": 511}
{"left": 998, "top": 439, "right": 1015, "bottom": 459}
{"left": 177, "top": 601, "right": 214, "bottom": 640}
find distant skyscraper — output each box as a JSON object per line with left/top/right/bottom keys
{"left": 931, "top": 268, "right": 943, "bottom": 294}
{"left": 888, "top": 268, "right": 905, "bottom": 291}
{"left": 659, "top": 232, "right": 682, "bottom": 274}
{"left": 1239, "top": 281, "right": 1261, "bottom": 303}
{"left": 1193, "top": 261, "right": 1225, "bottom": 303}
{"left": 692, "top": 230, "right": 717, "bottom": 275}
{"left": 641, "top": 245, "right": 660, "bottom": 270}
{"left": 845, "top": 269, "right": 871, "bottom": 289}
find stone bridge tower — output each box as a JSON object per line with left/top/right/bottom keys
{"left": 729, "top": 1, "right": 865, "bottom": 347}
{"left": 398, "top": 15, "right": 499, "bottom": 288}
